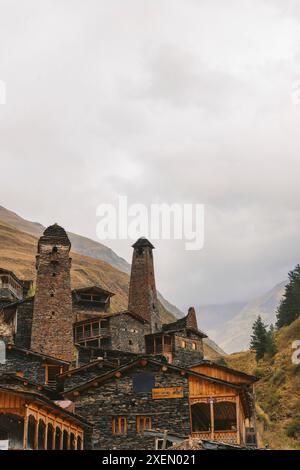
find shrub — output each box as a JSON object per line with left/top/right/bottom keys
{"left": 270, "top": 369, "right": 285, "bottom": 386}
{"left": 286, "top": 419, "right": 300, "bottom": 439}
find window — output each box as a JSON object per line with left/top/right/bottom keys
{"left": 133, "top": 373, "right": 155, "bottom": 393}
{"left": 75, "top": 325, "right": 84, "bottom": 341}
{"left": 192, "top": 342, "right": 197, "bottom": 350}
{"left": 44, "top": 365, "right": 62, "bottom": 385}
{"left": 85, "top": 323, "right": 91, "bottom": 338}
{"left": 181, "top": 340, "right": 187, "bottom": 349}
{"left": 112, "top": 416, "right": 127, "bottom": 435}
{"left": 129, "top": 340, "right": 133, "bottom": 346}
{"left": 191, "top": 403, "right": 211, "bottom": 432}
{"left": 92, "top": 322, "right": 100, "bottom": 337}
{"left": 136, "top": 416, "right": 152, "bottom": 433}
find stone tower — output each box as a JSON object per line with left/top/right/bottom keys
{"left": 30, "top": 224, "right": 74, "bottom": 362}
{"left": 128, "top": 237, "right": 161, "bottom": 333}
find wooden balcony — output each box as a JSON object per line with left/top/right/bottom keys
{"left": 191, "top": 431, "right": 238, "bottom": 445}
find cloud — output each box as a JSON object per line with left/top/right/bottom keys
{"left": 1, "top": 0, "right": 300, "bottom": 311}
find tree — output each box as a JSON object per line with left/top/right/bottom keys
{"left": 250, "top": 316, "right": 268, "bottom": 361}
{"left": 265, "top": 324, "right": 277, "bottom": 358}
{"left": 276, "top": 265, "right": 300, "bottom": 328}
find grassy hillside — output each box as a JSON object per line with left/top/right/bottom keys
{"left": 225, "top": 316, "right": 300, "bottom": 449}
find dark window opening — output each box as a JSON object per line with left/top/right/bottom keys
{"left": 133, "top": 373, "right": 155, "bottom": 393}
{"left": 45, "top": 365, "right": 61, "bottom": 385}
{"left": 214, "top": 402, "right": 237, "bottom": 431}
{"left": 191, "top": 403, "right": 211, "bottom": 432}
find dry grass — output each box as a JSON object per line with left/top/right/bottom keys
{"left": 225, "top": 316, "right": 300, "bottom": 450}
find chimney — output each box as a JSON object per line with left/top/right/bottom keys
{"left": 128, "top": 238, "right": 161, "bottom": 333}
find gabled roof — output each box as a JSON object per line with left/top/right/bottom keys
{"left": 72, "top": 285, "right": 115, "bottom": 298}
{"left": 74, "top": 309, "right": 147, "bottom": 327}
{"left": 6, "top": 344, "right": 70, "bottom": 366}
{"left": 0, "top": 380, "right": 91, "bottom": 428}
{"left": 189, "top": 360, "right": 259, "bottom": 383}
{"left": 161, "top": 307, "right": 207, "bottom": 338}
{"left": 0, "top": 372, "right": 55, "bottom": 397}
{"left": 64, "top": 356, "right": 251, "bottom": 397}
{"left": 57, "top": 358, "right": 117, "bottom": 379}
{"left": 0, "top": 268, "right": 24, "bottom": 286}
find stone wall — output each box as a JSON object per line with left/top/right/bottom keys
{"left": 72, "top": 363, "right": 190, "bottom": 450}
{"left": 172, "top": 333, "right": 203, "bottom": 367}
{"left": 14, "top": 299, "right": 34, "bottom": 349}
{"left": 110, "top": 314, "right": 146, "bottom": 354}
{"left": 0, "top": 348, "right": 46, "bottom": 384}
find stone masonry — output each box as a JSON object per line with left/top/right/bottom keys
{"left": 128, "top": 238, "right": 161, "bottom": 334}
{"left": 30, "top": 224, "right": 74, "bottom": 362}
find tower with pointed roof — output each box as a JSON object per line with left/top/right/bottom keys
{"left": 128, "top": 237, "right": 161, "bottom": 333}
{"left": 30, "top": 224, "right": 74, "bottom": 362}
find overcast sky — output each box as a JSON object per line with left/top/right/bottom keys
{"left": 1, "top": 0, "right": 300, "bottom": 311}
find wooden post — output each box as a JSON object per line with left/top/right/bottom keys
{"left": 34, "top": 417, "right": 38, "bottom": 450}
{"left": 162, "top": 430, "right": 168, "bottom": 450}
{"left": 67, "top": 427, "right": 71, "bottom": 450}
{"left": 210, "top": 398, "right": 214, "bottom": 440}
{"left": 236, "top": 395, "right": 241, "bottom": 445}
{"left": 23, "top": 411, "right": 28, "bottom": 450}
{"left": 44, "top": 418, "right": 48, "bottom": 450}
{"left": 59, "top": 425, "right": 63, "bottom": 450}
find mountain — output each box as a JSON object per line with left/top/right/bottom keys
{"left": 210, "top": 282, "right": 287, "bottom": 353}
{"left": 0, "top": 205, "right": 225, "bottom": 357}
{"left": 0, "top": 205, "right": 182, "bottom": 320}
{"left": 225, "top": 315, "right": 300, "bottom": 450}
{"left": 196, "top": 302, "right": 246, "bottom": 342}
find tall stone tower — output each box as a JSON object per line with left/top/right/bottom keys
{"left": 31, "top": 224, "right": 74, "bottom": 362}
{"left": 128, "top": 237, "right": 161, "bottom": 333}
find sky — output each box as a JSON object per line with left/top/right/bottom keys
{"left": 1, "top": 0, "right": 300, "bottom": 311}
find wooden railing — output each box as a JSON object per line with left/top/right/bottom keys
{"left": 191, "top": 431, "right": 238, "bottom": 445}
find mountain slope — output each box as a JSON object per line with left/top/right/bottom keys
{"left": 0, "top": 205, "right": 182, "bottom": 319}
{"left": 217, "top": 281, "right": 286, "bottom": 353}
{"left": 225, "top": 316, "right": 300, "bottom": 449}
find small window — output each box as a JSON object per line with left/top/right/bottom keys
{"left": 75, "top": 325, "right": 84, "bottom": 341}
{"left": 92, "top": 322, "right": 100, "bottom": 337}
{"left": 112, "top": 417, "right": 127, "bottom": 435}
{"left": 192, "top": 342, "right": 197, "bottom": 350}
{"left": 85, "top": 323, "right": 91, "bottom": 338}
{"left": 136, "top": 416, "right": 152, "bottom": 433}
{"left": 181, "top": 340, "right": 187, "bottom": 349}
{"left": 45, "top": 365, "right": 61, "bottom": 385}
{"left": 133, "top": 373, "right": 155, "bottom": 393}
{"left": 129, "top": 340, "right": 133, "bottom": 346}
